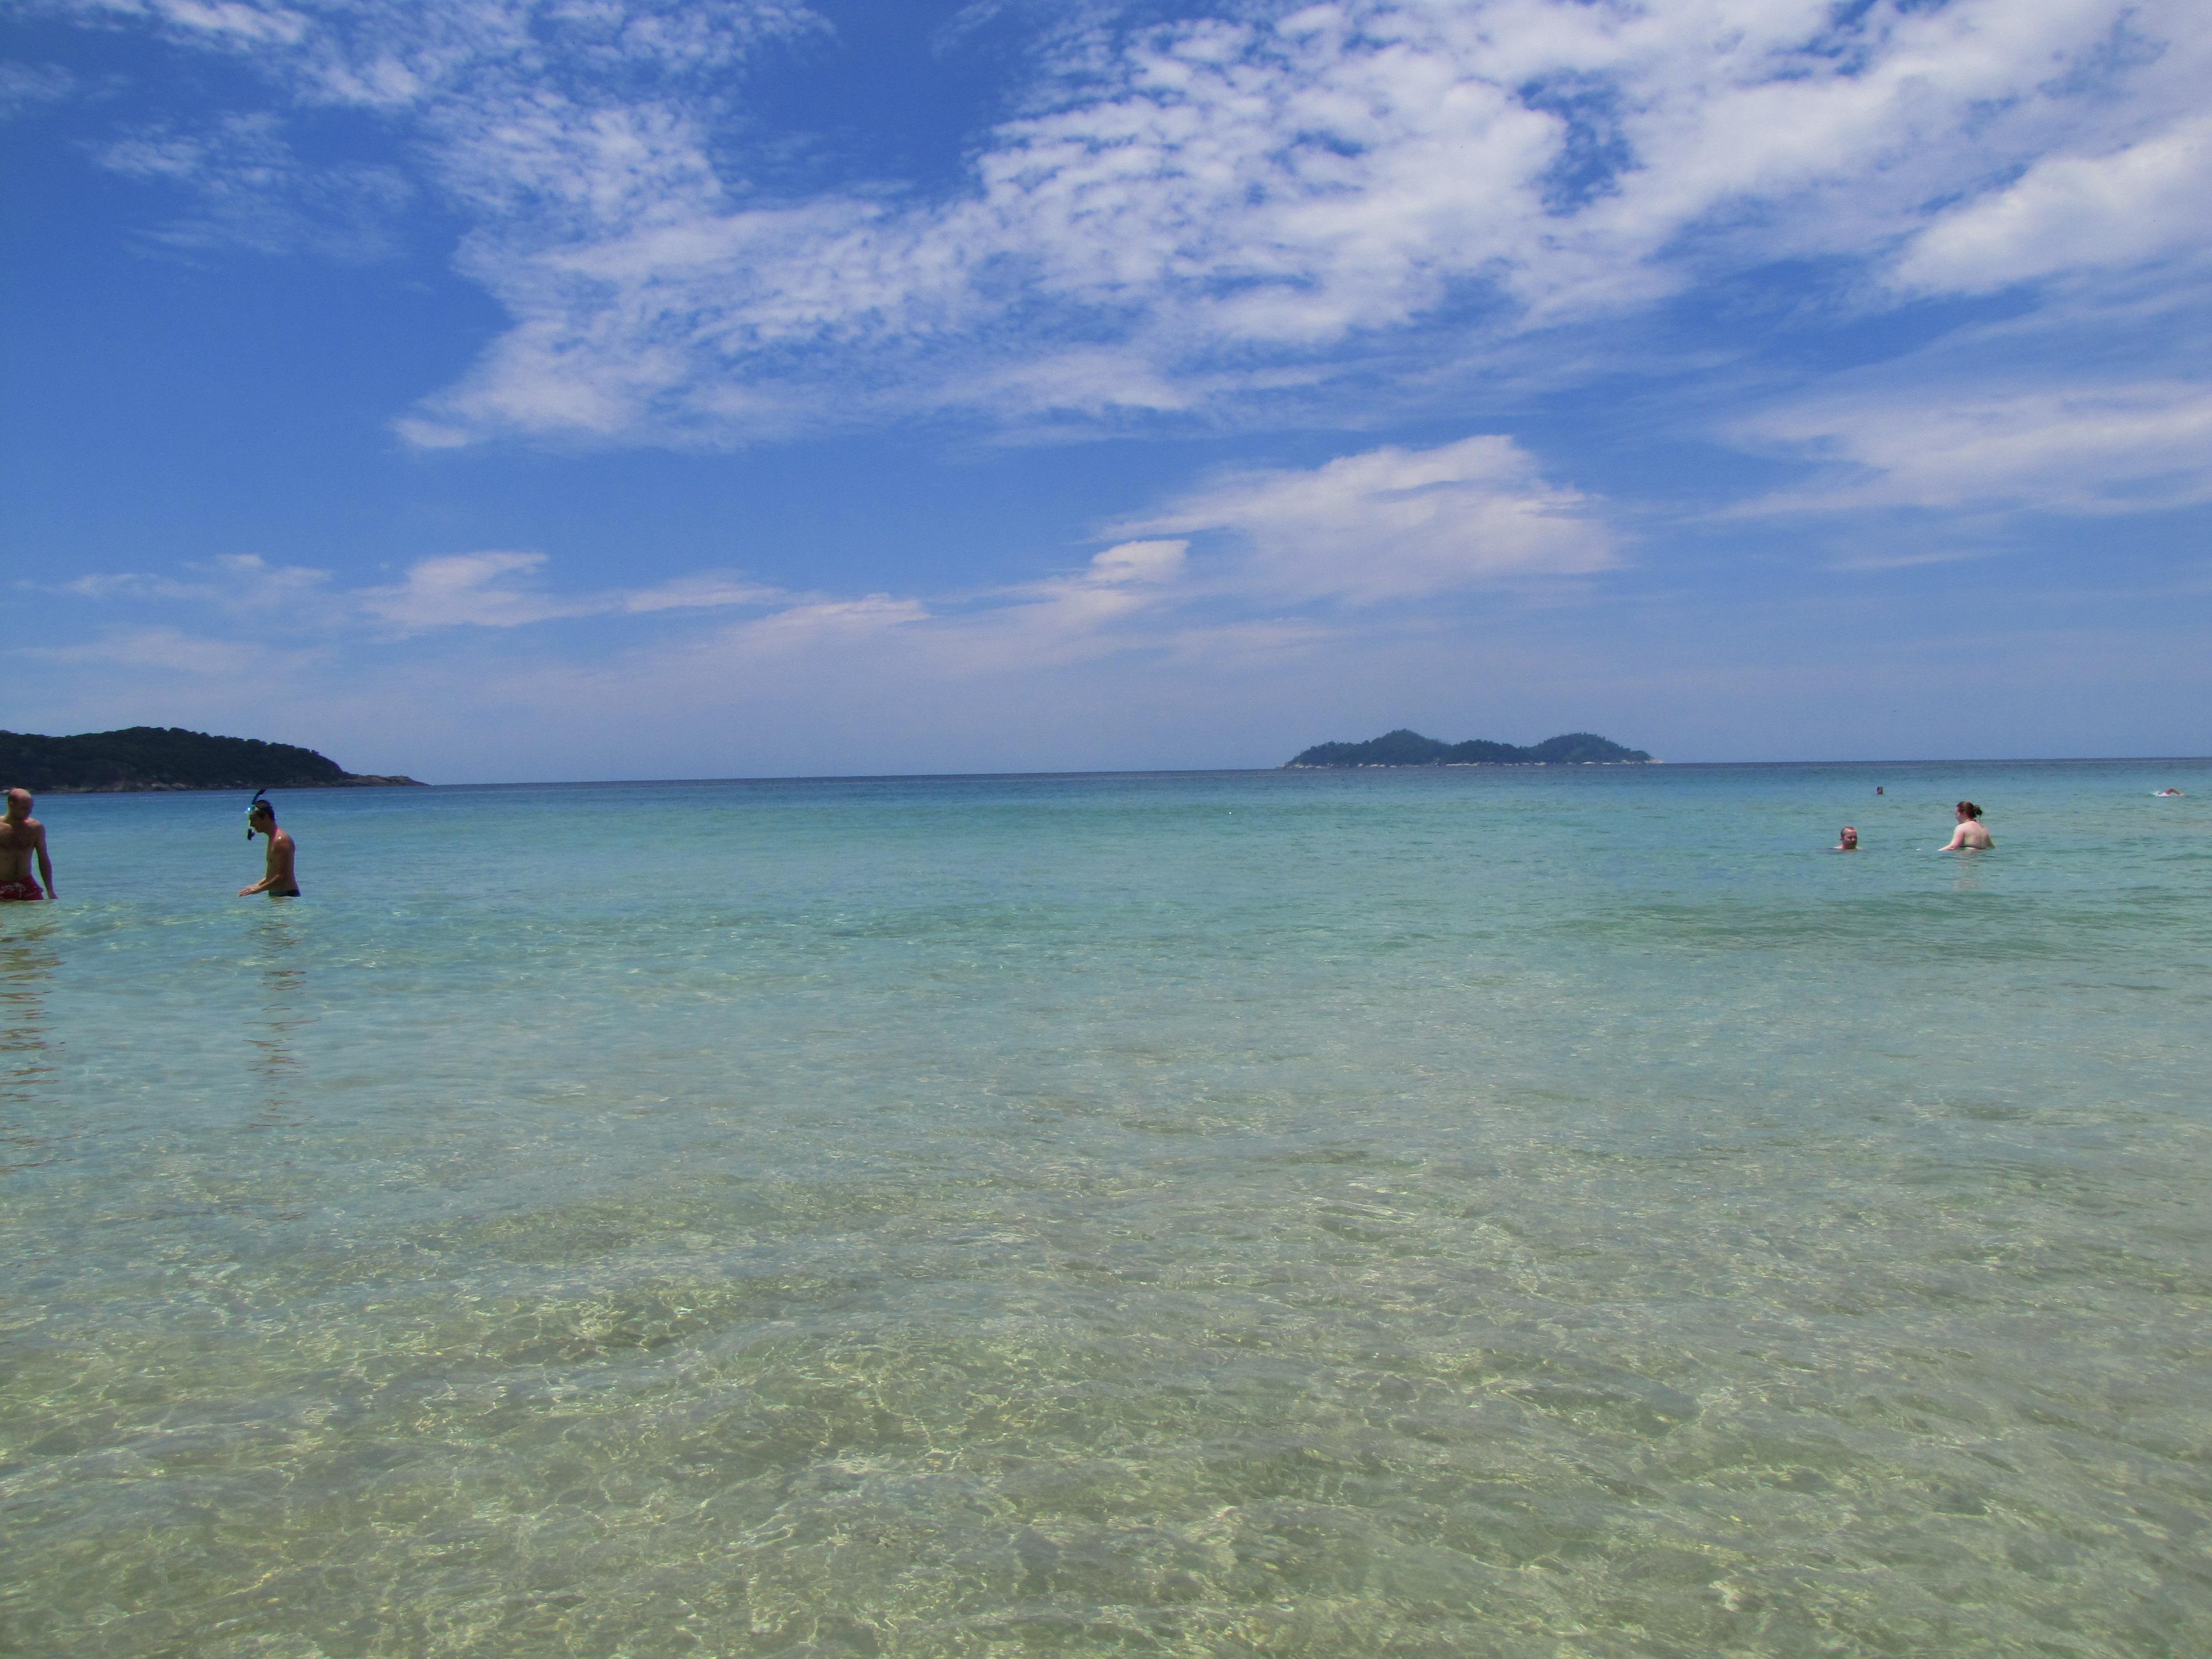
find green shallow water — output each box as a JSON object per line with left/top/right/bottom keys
{"left": 3, "top": 761, "right": 2208, "bottom": 1657}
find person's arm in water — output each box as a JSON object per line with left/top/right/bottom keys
{"left": 33, "top": 820, "right": 54, "bottom": 898}
{"left": 1938, "top": 825, "right": 1968, "bottom": 851}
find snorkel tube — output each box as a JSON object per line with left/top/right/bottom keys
{"left": 246, "top": 789, "right": 269, "bottom": 839}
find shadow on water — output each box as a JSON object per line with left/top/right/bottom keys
{"left": 0, "top": 921, "right": 61, "bottom": 1172}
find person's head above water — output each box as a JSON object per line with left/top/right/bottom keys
{"left": 1838, "top": 826, "right": 1859, "bottom": 849}
{"left": 246, "top": 790, "right": 275, "bottom": 839}
{"left": 1955, "top": 800, "right": 1982, "bottom": 821}
{"left": 5, "top": 787, "right": 29, "bottom": 822}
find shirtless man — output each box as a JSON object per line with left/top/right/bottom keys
{"left": 1834, "top": 826, "right": 1859, "bottom": 851}
{"left": 1, "top": 789, "right": 56, "bottom": 900}
{"left": 239, "top": 794, "right": 301, "bottom": 898}
{"left": 1938, "top": 800, "right": 1993, "bottom": 852}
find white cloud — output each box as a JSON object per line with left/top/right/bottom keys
{"left": 40, "top": 439, "right": 1611, "bottom": 701}
{"left": 1893, "top": 116, "right": 2212, "bottom": 294}
{"left": 617, "top": 574, "right": 785, "bottom": 615}
{"left": 0, "top": 61, "right": 77, "bottom": 119}
{"left": 357, "top": 551, "right": 579, "bottom": 629}
{"left": 410, "top": 0, "right": 2212, "bottom": 442}
{"left": 30, "top": 624, "right": 314, "bottom": 676}
{"left": 54, "top": 550, "right": 784, "bottom": 633}
{"left": 97, "top": 112, "right": 413, "bottom": 258}
{"left": 42, "top": 0, "right": 2212, "bottom": 444}
{"left": 1124, "top": 435, "right": 1613, "bottom": 602}
{"left": 49, "top": 553, "right": 335, "bottom": 609}
{"left": 33, "top": 1, "right": 310, "bottom": 47}
{"left": 357, "top": 551, "right": 787, "bottom": 631}
{"left": 1737, "top": 382, "right": 2212, "bottom": 515}
{"left": 719, "top": 593, "right": 931, "bottom": 653}
{"left": 893, "top": 539, "right": 1196, "bottom": 677}
{"left": 1086, "top": 539, "right": 1186, "bottom": 585}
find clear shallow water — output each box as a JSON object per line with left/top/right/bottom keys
{"left": 3, "top": 761, "right": 2208, "bottom": 1658}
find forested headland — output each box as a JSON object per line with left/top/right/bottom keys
{"left": 1, "top": 727, "right": 424, "bottom": 792}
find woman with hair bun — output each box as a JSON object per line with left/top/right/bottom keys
{"left": 1938, "top": 800, "right": 1993, "bottom": 851}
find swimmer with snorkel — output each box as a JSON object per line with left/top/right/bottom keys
{"left": 238, "top": 791, "right": 301, "bottom": 898}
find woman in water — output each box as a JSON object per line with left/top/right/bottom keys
{"left": 1938, "top": 801, "right": 1992, "bottom": 851}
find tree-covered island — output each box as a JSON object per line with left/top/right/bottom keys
{"left": 1, "top": 727, "right": 424, "bottom": 792}
{"left": 1286, "top": 729, "right": 1653, "bottom": 767}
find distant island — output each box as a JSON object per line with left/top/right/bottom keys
{"left": 1286, "top": 729, "right": 1653, "bottom": 768}
{"left": 1, "top": 727, "right": 424, "bottom": 793}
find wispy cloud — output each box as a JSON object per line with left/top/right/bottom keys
{"left": 54, "top": 1, "right": 311, "bottom": 48}
{"left": 43, "top": 550, "right": 785, "bottom": 634}
{"left": 29, "top": 624, "right": 319, "bottom": 676}
{"left": 1892, "top": 114, "right": 2212, "bottom": 296}
{"left": 36, "top": 0, "right": 2210, "bottom": 445}
{"left": 399, "top": 0, "right": 2212, "bottom": 442}
{"left": 47, "top": 437, "right": 1609, "bottom": 677}
{"left": 1122, "top": 436, "right": 1615, "bottom": 603}
{"left": 358, "top": 552, "right": 785, "bottom": 631}
{"left": 1736, "top": 382, "right": 2212, "bottom": 516}
{"left": 357, "top": 551, "right": 591, "bottom": 629}
{"left": 0, "top": 61, "right": 77, "bottom": 119}
{"left": 56, "top": 553, "right": 335, "bottom": 609}
{"left": 97, "top": 112, "right": 413, "bottom": 258}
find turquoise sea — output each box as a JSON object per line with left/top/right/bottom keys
{"left": 3, "top": 760, "right": 2208, "bottom": 1657}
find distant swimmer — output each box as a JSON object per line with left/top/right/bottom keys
{"left": 1834, "top": 826, "right": 1859, "bottom": 851}
{"left": 1, "top": 788, "right": 56, "bottom": 900}
{"left": 2154, "top": 787, "right": 2184, "bottom": 797}
{"left": 1875, "top": 786, "right": 1884, "bottom": 796}
{"left": 1938, "top": 800, "right": 1993, "bottom": 852}
{"left": 238, "top": 791, "right": 301, "bottom": 898}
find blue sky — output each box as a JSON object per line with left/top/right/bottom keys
{"left": 5, "top": 0, "right": 2208, "bottom": 780}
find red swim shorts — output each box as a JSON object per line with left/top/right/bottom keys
{"left": 0, "top": 878, "right": 45, "bottom": 901}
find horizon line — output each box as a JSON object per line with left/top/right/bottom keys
{"left": 29, "top": 756, "right": 2211, "bottom": 796}
{"left": 305, "top": 754, "right": 2212, "bottom": 790}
